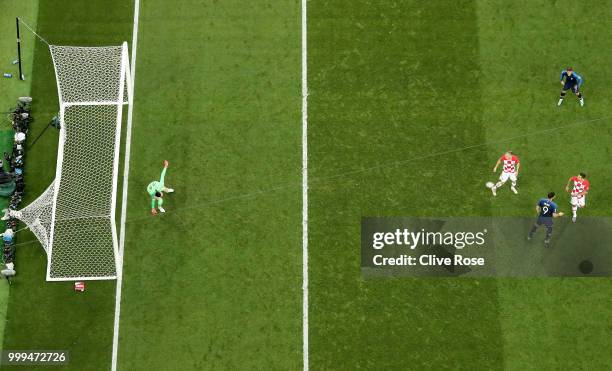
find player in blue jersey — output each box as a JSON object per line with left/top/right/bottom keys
{"left": 527, "top": 192, "right": 565, "bottom": 246}
{"left": 558, "top": 67, "right": 584, "bottom": 107}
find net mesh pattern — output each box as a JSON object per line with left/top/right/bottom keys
{"left": 12, "top": 185, "right": 55, "bottom": 254}
{"left": 12, "top": 44, "right": 128, "bottom": 280}
{"left": 50, "top": 45, "right": 128, "bottom": 104}
{"left": 50, "top": 218, "right": 116, "bottom": 278}
{"left": 56, "top": 105, "right": 119, "bottom": 220}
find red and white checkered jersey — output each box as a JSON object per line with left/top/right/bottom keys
{"left": 500, "top": 155, "right": 520, "bottom": 173}
{"left": 571, "top": 176, "right": 590, "bottom": 196}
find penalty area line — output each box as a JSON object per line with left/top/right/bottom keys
{"left": 301, "top": 0, "right": 309, "bottom": 370}
{"left": 111, "top": 0, "right": 140, "bottom": 370}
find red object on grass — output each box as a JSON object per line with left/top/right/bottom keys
{"left": 74, "top": 282, "right": 85, "bottom": 292}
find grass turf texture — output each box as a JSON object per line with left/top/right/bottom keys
{"left": 309, "top": 0, "right": 612, "bottom": 369}
{"left": 479, "top": 1, "right": 612, "bottom": 368}
{"left": 2, "top": 0, "right": 303, "bottom": 369}
{"left": 309, "top": 1, "right": 503, "bottom": 368}
{"left": 0, "top": 0, "right": 39, "bottom": 353}
{"left": 2, "top": 0, "right": 612, "bottom": 370}
{"left": 117, "top": 1, "right": 302, "bottom": 369}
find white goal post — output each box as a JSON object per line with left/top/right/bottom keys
{"left": 9, "top": 42, "right": 132, "bottom": 281}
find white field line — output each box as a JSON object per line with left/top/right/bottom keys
{"left": 301, "top": 0, "right": 309, "bottom": 370}
{"left": 111, "top": 0, "right": 140, "bottom": 370}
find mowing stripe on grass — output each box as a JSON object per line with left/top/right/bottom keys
{"left": 112, "top": 0, "right": 139, "bottom": 370}
{"left": 117, "top": 2, "right": 302, "bottom": 368}
{"left": 477, "top": 1, "right": 612, "bottom": 368}
{"left": 309, "top": 1, "right": 504, "bottom": 368}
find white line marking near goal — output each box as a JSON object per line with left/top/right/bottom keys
{"left": 111, "top": 0, "right": 139, "bottom": 370}
{"left": 301, "top": 0, "right": 309, "bottom": 370}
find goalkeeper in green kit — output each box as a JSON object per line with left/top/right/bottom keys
{"left": 148, "top": 160, "right": 174, "bottom": 215}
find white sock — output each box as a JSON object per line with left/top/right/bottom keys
{"left": 572, "top": 206, "right": 577, "bottom": 217}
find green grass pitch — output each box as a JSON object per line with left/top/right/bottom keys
{"left": 2, "top": 0, "right": 612, "bottom": 370}
{"left": 0, "top": 0, "right": 38, "bottom": 349}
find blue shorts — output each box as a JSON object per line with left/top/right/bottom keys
{"left": 536, "top": 216, "right": 553, "bottom": 227}
{"left": 563, "top": 83, "right": 579, "bottom": 93}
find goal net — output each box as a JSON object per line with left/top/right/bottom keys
{"left": 9, "top": 43, "right": 132, "bottom": 281}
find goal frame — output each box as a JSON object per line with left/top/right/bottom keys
{"left": 45, "top": 42, "right": 132, "bottom": 281}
